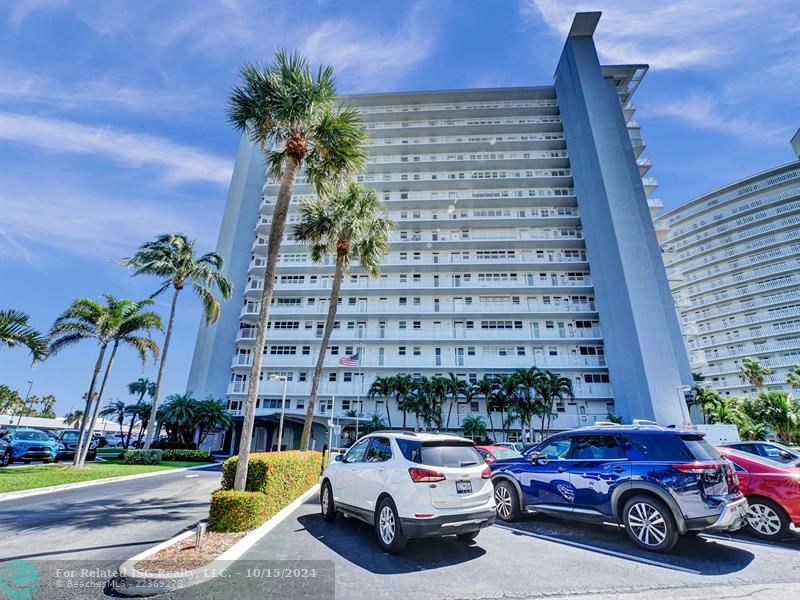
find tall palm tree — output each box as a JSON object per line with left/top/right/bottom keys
{"left": 534, "top": 370, "right": 573, "bottom": 439}
{"left": 444, "top": 373, "right": 468, "bottom": 430}
{"left": 512, "top": 367, "right": 541, "bottom": 443}
{"left": 125, "top": 378, "right": 156, "bottom": 448}
{"left": 367, "top": 376, "right": 394, "bottom": 429}
{"left": 428, "top": 375, "right": 450, "bottom": 431}
{"left": 474, "top": 376, "right": 497, "bottom": 441}
{"left": 756, "top": 391, "right": 800, "bottom": 443}
{"left": 76, "top": 299, "right": 162, "bottom": 466}
{"left": 63, "top": 410, "right": 84, "bottom": 429}
{"left": 121, "top": 233, "right": 231, "bottom": 451}
{"left": 494, "top": 374, "right": 519, "bottom": 441}
{"left": 296, "top": 183, "right": 391, "bottom": 450}
{"left": 227, "top": 51, "right": 367, "bottom": 489}
{"left": 195, "top": 397, "right": 234, "bottom": 445}
{"left": 391, "top": 374, "right": 413, "bottom": 429}
{"left": 0, "top": 309, "right": 47, "bottom": 362}
{"left": 99, "top": 400, "right": 127, "bottom": 440}
{"left": 49, "top": 296, "right": 160, "bottom": 466}
{"left": 740, "top": 357, "right": 772, "bottom": 389}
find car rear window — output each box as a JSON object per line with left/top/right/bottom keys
{"left": 625, "top": 433, "right": 721, "bottom": 461}
{"left": 491, "top": 448, "right": 521, "bottom": 459}
{"left": 396, "top": 439, "right": 483, "bottom": 467}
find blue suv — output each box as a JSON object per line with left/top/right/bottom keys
{"left": 489, "top": 424, "right": 747, "bottom": 552}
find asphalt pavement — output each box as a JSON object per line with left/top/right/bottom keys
{"left": 0, "top": 464, "right": 222, "bottom": 599}
{"left": 166, "top": 495, "right": 800, "bottom": 600}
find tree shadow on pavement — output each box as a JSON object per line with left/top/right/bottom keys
{"left": 496, "top": 514, "right": 755, "bottom": 576}
{"left": 297, "top": 512, "right": 486, "bottom": 575}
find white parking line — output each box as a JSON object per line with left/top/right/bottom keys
{"left": 493, "top": 523, "right": 703, "bottom": 574}
{"left": 185, "top": 474, "right": 200, "bottom": 478}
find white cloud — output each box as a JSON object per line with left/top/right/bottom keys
{"left": 522, "top": 0, "right": 791, "bottom": 70}
{"left": 0, "top": 184, "right": 218, "bottom": 265}
{"left": 8, "top": 0, "right": 68, "bottom": 27}
{"left": 644, "top": 93, "right": 792, "bottom": 147}
{"left": 0, "top": 71, "right": 203, "bottom": 116}
{"left": 302, "top": 2, "right": 437, "bottom": 91}
{"left": 0, "top": 113, "right": 233, "bottom": 185}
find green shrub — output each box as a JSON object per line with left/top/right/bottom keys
{"left": 151, "top": 441, "right": 197, "bottom": 450}
{"left": 221, "top": 451, "right": 321, "bottom": 518}
{"left": 122, "top": 449, "right": 163, "bottom": 465}
{"left": 161, "top": 449, "right": 213, "bottom": 462}
{"left": 208, "top": 490, "right": 268, "bottom": 532}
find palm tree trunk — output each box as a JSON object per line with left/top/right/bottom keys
{"left": 143, "top": 287, "right": 180, "bottom": 450}
{"left": 486, "top": 400, "right": 495, "bottom": 442}
{"left": 73, "top": 343, "right": 108, "bottom": 467}
{"left": 384, "top": 396, "right": 392, "bottom": 428}
{"left": 125, "top": 417, "right": 136, "bottom": 450}
{"left": 445, "top": 397, "right": 455, "bottom": 431}
{"left": 234, "top": 157, "right": 299, "bottom": 490}
{"left": 301, "top": 249, "right": 346, "bottom": 450}
{"left": 78, "top": 341, "right": 119, "bottom": 466}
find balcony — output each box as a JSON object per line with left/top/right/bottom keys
{"left": 680, "top": 260, "right": 800, "bottom": 298}
{"left": 358, "top": 98, "right": 558, "bottom": 116}
{"left": 677, "top": 275, "right": 800, "bottom": 309}
{"left": 692, "top": 337, "right": 800, "bottom": 362}
{"left": 693, "top": 353, "right": 800, "bottom": 377}
{"left": 680, "top": 245, "right": 796, "bottom": 287}
{"left": 690, "top": 305, "right": 800, "bottom": 336}
{"left": 689, "top": 323, "right": 800, "bottom": 350}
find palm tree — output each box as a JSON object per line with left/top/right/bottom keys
{"left": 121, "top": 233, "right": 231, "bottom": 451}
{"left": 462, "top": 415, "right": 487, "bottom": 442}
{"left": 696, "top": 387, "right": 724, "bottom": 423}
{"left": 125, "top": 378, "right": 156, "bottom": 448}
{"left": 361, "top": 413, "right": 388, "bottom": 436}
{"left": 474, "top": 376, "right": 497, "bottom": 441}
{"left": 0, "top": 309, "right": 47, "bottom": 362}
{"left": 99, "top": 400, "right": 127, "bottom": 440}
{"left": 296, "top": 183, "right": 391, "bottom": 449}
{"left": 76, "top": 299, "right": 162, "bottom": 466}
{"left": 63, "top": 410, "right": 84, "bottom": 428}
{"left": 407, "top": 376, "right": 432, "bottom": 432}
{"left": 391, "top": 374, "right": 413, "bottom": 429}
{"left": 512, "top": 367, "right": 541, "bottom": 443}
{"left": 786, "top": 364, "right": 800, "bottom": 390}
{"left": 195, "top": 397, "right": 234, "bottom": 445}
{"left": 740, "top": 357, "right": 772, "bottom": 389}
{"left": 534, "top": 370, "right": 574, "bottom": 439}
{"left": 227, "top": 51, "right": 367, "bottom": 489}
{"left": 756, "top": 391, "right": 800, "bottom": 443}
{"left": 133, "top": 401, "right": 153, "bottom": 446}
{"left": 49, "top": 296, "right": 161, "bottom": 466}
{"left": 444, "top": 373, "right": 468, "bottom": 431}
{"left": 494, "top": 374, "right": 519, "bottom": 441}
{"left": 367, "top": 376, "right": 394, "bottom": 429}
{"left": 428, "top": 375, "right": 450, "bottom": 431}
{"left": 160, "top": 393, "right": 200, "bottom": 444}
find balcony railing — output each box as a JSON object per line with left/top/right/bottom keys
{"left": 692, "top": 337, "right": 800, "bottom": 362}
{"left": 681, "top": 260, "right": 800, "bottom": 298}
{"left": 689, "top": 323, "right": 800, "bottom": 350}
{"left": 677, "top": 275, "right": 800, "bottom": 309}
{"left": 690, "top": 305, "right": 800, "bottom": 336}
{"left": 357, "top": 98, "right": 559, "bottom": 115}
{"left": 681, "top": 290, "right": 800, "bottom": 323}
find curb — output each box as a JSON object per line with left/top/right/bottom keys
{"left": 0, "top": 462, "right": 220, "bottom": 503}
{"left": 113, "top": 483, "right": 321, "bottom": 597}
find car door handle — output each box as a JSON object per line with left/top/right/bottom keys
{"left": 556, "top": 467, "right": 566, "bottom": 473}
{"left": 611, "top": 466, "right": 625, "bottom": 473}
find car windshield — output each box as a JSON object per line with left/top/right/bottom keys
{"left": 491, "top": 448, "right": 522, "bottom": 459}
{"left": 61, "top": 431, "right": 79, "bottom": 441}
{"left": 15, "top": 430, "right": 49, "bottom": 441}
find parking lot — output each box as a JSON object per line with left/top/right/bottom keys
{"left": 168, "top": 495, "right": 800, "bottom": 600}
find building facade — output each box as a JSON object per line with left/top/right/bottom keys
{"left": 655, "top": 159, "right": 800, "bottom": 399}
{"left": 188, "top": 12, "right": 692, "bottom": 452}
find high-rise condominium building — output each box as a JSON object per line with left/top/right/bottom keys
{"left": 188, "top": 12, "right": 691, "bottom": 453}
{"left": 654, "top": 154, "right": 800, "bottom": 399}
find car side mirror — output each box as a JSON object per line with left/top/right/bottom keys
{"left": 528, "top": 452, "right": 544, "bottom": 464}
{"left": 334, "top": 454, "right": 343, "bottom": 462}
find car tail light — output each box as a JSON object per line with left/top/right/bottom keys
{"left": 481, "top": 466, "right": 491, "bottom": 479}
{"left": 408, "top": 467, "right": 446, "bottom": 482}
{"left": 671, "top": 462, "right": 720, "bottom": 474}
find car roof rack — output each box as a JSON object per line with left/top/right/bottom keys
{"left": 370, "top": 430, "right": 417, "bottom": 437}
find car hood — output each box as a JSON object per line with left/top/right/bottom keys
{"left": 13, "top": 439, "right": 56, "bottom": 448}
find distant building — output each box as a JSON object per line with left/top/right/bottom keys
{"left": 0, "top": 414, "right": 119, "bottom": 432}
{"left": 655, "top": 150, "right": 800, "bottom": 398}
{"left": 187, "top": 12, "right": 692, "bottom": 452}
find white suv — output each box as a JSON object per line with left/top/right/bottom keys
{"left": 320, "top": 432, "right": 495, "bottom": 553}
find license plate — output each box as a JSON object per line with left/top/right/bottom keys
{"left": 456, "top": 480, "right": 472, "bottom": 494}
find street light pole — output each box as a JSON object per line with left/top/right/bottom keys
{"left": 16, "top": 380, "right": 34, "bottom": 426}
{"left": 271, "top": 375, "right": 289, "bottom": 452}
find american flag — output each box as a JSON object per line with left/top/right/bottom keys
{"left": 338, "top": 352, "right": 360, "bottom": 367}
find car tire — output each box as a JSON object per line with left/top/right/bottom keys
{"left": 744, "top": 497, "right": 791, "bottom": 540}
{"left": 1, "top": 450, "right": 11, "bottom": 467}
{"left": 374, "top": 497, "right": 407, "bottom": 554}
{"left": 456, "top": 531, "right": 480, "bottom": 542}
{"left": 494, "top": 479, "right": 521, "bottom": 522}
{"left": 622, "top": 495, "right": 679, "bottom": 553}
{"left": 320, "top": 481, "right": 337, "bottom": 523}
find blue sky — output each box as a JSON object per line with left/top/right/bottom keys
{"left": 1, "top": 0, "right": 798, "bottom": 417}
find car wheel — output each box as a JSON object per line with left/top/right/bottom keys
{"left": 456, "top": 531, "right": 480, "bottom": 542}
{"left": 374, "top": 497, "right": 407, "bottom": 554}
{"left": 494, "top": 480, "right": 521, "bottom": 522}
{"left": 1, "top": 450, "right": 11, "bottom": 467}
{"left": 622, "top": 495, "right": 679, "bottom": 553}
{"left": 744, "top": 498, "right": 790, "bottom": 540}
{"left": 320, "top": 481, "right": 336, "bottom": 522}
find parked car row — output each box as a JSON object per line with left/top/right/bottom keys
{"left": 320, "top": 424, "right": 798, "bottom": 555}
{"left": 0, "top": 427, "right": 102, "bottom": 466}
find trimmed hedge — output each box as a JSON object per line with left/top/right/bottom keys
{"left": 221, "top": 451, "right": 321, "bottom": 519}
{"left": 161, "top": 449, "right": 213, "bottom": 462}
{"left": 122, "top": 449, "right": 162, "bottom": 464}
{"left": 151, "top": 441, "right": 197, "bottom": 450}
{"left": 209, "top": 490, "right": 268, "bottom": 532}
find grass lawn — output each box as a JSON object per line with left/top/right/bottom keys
{"left": 0, "top": 459, "right": 211, "bottom": 493}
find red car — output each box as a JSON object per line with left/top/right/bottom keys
{"left": 718, "top": 446, "right": 800, "bottom": 540}
{"left": 476, "top": 445, "right": 522, "bottom": 463}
